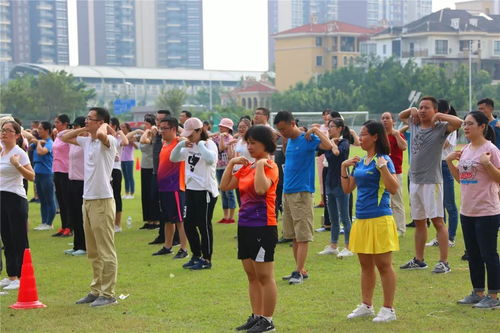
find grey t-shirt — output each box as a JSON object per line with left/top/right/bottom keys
{"left": 140, "top": 143, "right": 153, "bottom": 169}
{"left": 409, "top": 118, "right": 448, "bottom": 184}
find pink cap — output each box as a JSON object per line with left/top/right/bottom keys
{"left": 180, "top": 117, "right": 203, "bottom": 137}
{"left": 218, "top": 118, "right": 234, "bottom": 130}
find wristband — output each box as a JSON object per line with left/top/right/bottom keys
{"left": 376, "top": 163, "right": 387, "bottom": 170}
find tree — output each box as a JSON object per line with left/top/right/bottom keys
{"left": 156, "top": 87, "right": 187, "bottom": 116}
{"left": 1, "top": 71, "right": 95, "bottom": 121}
{"left": 191, "top": 86, "right": 222, "bottom": 107}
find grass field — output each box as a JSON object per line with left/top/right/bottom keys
{"left": 1, "top": 147, "right": 498, "bottom": 332}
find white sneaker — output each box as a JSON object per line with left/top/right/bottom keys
{"left": 3, "top": 279, "right": 20, "bottom": 290}
{"left": 373, "top": 307, "right": 397, "bottom": 322}
{"left": 337, "top": 248, "right": 354, "bottom": 258}
{"left": 64, "top": 249, "right": 75, "bottom": 255}
{"left": 121, "top": 194, "right": 128, "bottom": 199}
{"left": 0, "top": 278, "right": 12, "bottom": 287}
{"left": 114, "top": 225, "right": 122, "bottom": 233}
{"left": 33, "top": 224, "right": 46, "bottom": 230}
{"left": 425, "top": 238, "right": 439, "bottom": 246}
{"left": 128, "top": 195, "right": 134, "bottom": 199}
{"left": 318, "top": 245, "right": 339, "bottom": 255}
{"left": 448, "top": 240, "right": 455, "bottom": 247}
{"left": 347, "top": 303, "right": 375, "bottom": 319}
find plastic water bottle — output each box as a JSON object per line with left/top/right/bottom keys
{"left": 126, "top": 216, "right": 132, "bottom": 229}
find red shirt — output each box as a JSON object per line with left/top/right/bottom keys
{"left": 388, "top": 133, "right": 404, "bottom": 174}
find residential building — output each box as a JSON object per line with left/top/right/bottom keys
{"left": 361, "top": 9, "right": 500, "bottom": 79}
{"left": 221, "top": 77, "right": 277, "bottom": 110}
{"left": 455, "top": 0, "right": 496, "bottom": 15}
{"left": 274, "top": 20, "right": 379, "bottom": 91}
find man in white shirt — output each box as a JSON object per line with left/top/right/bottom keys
{"left": 62, "top": 107, "right": 118, "bottom": 307}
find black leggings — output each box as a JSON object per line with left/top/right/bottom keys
{"left": 54, "top": 172, "right": 72, "bottom": 230}
{"left": 184, "top": 190, "right": 217, "bottom": 261}
{"left": 68, "top": 180, "right": 85, "bottom": 250}
{"left": 111, "top": 169, "right": 123, "bottom": 212}
{"left": 0, "top": 191, "right": 29, "bottom": 277}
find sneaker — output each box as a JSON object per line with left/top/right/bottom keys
{"left": 89, "top": 296, "right": 118, "bottom": 307}
{"left": 148, "top": 237, "right": 165, "bottom": 245}
{"left": 62, "top": 228, "right": 73, "bottom": 237}
{"left": 247, "top": 317, "right": 275, "bottom": 333}
{"left": 64, "top": 248, "right": 76, "bottom": 255}
{"left": 347, "top": 303, "right": 375, "bottom": 319}
{"left": 139, "top": 223, "right": 150, "bottom": 230}
{"left": 457, "top": 292, "right": 485, "bottom": 305}
{"left": 318, "top": 245, "right": 339, "bottom": 255}
{"left": 190, "top": 258, "right": 212, "bottom": 270}
{"left": 52, "top": 228, "right": 65, "bottom": 237}
{"left": 72, "top": 249, "right": 87, "bottom": 256}
{"left": 216, "top": 218, "right": 228, "bottom": 224}
{"left": 314, "top": 203, "right": 325, "bottom": 208}
{"left": 431, "top": 261, "right": 451, "bottom": 274}
{"left": 33, "top": 223, "right": 48, "bottom": 230}
{"left": 425, "top": 238, "right": 439, "bottom": 247}
{"left": 472, "top": 295, "right": 500, "bottom": 309}
{"left": 337, "top": 248, "right": 354, "bottom": 259}
{"left": 288, "top": 271, "right": 303, "bottom": 285}
{"left": 277, "top": 237, "right": 292, "bottom": 244}
{"left": 76, "top": 293, "right": 99, "bottom": 304}
{"left": 0, "top": 278, "right": 13, "bottom": 287}
{"left": 114, "top": 225, "right": 122, "bottom": 233}
{"left": 235, "top": 314, "right": 260, "bottom": 331}
{"left": 152, "top": 247, "right": 172, "bottom": 256}
{"left": 3, "top": 279, "right": 20, "bottom": 290}
{"left": 400, "top": 258, "right": 428, "bottom": 270}
{"left": 339, "top": 227, "right": 345, "bottom": 234}
{"left": 373, "top": 307, "right": 396, "bottom": 322}
{"left": 182, "top": 257, "right": 201, "bottom": 269}
{"left": 226, "top": 218, "right": 235, "bottom": 224}
{"left": 38, "top": 224, "right": 53, "bottom": 230}
{"left": 406, "top": 221, "right": 416, "bottom": 228}
{"left": 448, "top": 240, "right": 455, "bottom": 247}
{"left": 173, "top": 249, "right": 189, "bottom": 259}
{"left": 461, "top": 251, "right": 469, "bottom": 261}
{"left": 282, "top": 271, "right": 309, "bottom": 280}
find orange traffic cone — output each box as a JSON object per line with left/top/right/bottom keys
{"left": 10, "top": 249, "right": 46, "bottom": 309}
{"left": 135, "top": 157, "right": 141, "bottom": 170}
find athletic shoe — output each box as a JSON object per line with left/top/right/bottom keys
{"left": 139, "top": 223, "right": 150, "bottom": 230}
{"left": 400, "top": 258, "right": 428, "bottom": 270}
{"left": 190, "top": 258, "right": 212, "bottom": 270}
{"left": 448, "top": 240, "right": 455, "bottom": 247}
{"left": 337, "top": 248, "right": 353, "bottom": 258}
{"left": 89, "top": 296, "right": 118, "bottom": 307}
{"left": 52, "top": 228, "right": 65, "bottom": 237}
{"left": 406, "top": 221, "right": 416, "bottom": 228}
{"left": 148, "top": 237, "right": 165, "bottom": 245}
{"left": 34, "top": 223, "right": 49, "bottom": 230}
{"left": 64, "top": 249, "right": 76, "bottom": 255}
{"left": 72, "top": 250, "right": 87, "bottom": 256}
{"left": 226, "top": 218, "right": 235, "bottom": 224}
{"left": 76, "top": 293, "right": 98, "bottom": 304}
{"left": 182, "top": 257, "right": 200, "bottom": 269}
{"left": 318, "top": 245, "right": 339, "bottom": 255}
{"left": 315, "top": 227, "right": 330, "bottom": 232}
{"left": 347, "top": 303, "right": 375, "bottom": 319}
{"left": 62, "top": 228, "right": 73, "bottom": 237}
{"left": 246, "top": 317, "right": 275, "bottom": 333}
{"left": 314, "top": 203, "right": 325, "bottom": 208}
{"left": 461, "top": 251, "right": 469, "bottom": 261}
{"left": 173, "top": 249, "right": 188, "bottom": 259}
{"left": 288, "top": 271, "right": 303, "bottom": 285}
{"left": 0, "top": 278, "right": 13, "bottom": 287}
{"left": 277, "top": 237, "right": 292, "bottom": 244}
{"left": 38, "top": 224, "right": 53, "bottom": 230}
{"left": 425, "top": 238, "right": 439, "bottom": 247}
{"left": 373, "top": 307, "right": 396, "bottom": 322}
{"left": 3, "top": 279, "right": 20, "bottom": 290}
{"left": 216, "top": 218, "right": 228, "bottom": 224}
{"left": 29, "top": 198, "right": 40, "bottom": 203}
{"left": 457, "top": 292, "right": 485, "bottom": 305}
{"left": 472, "top": 295, "right": 500, "bottom": 309}
{"left": 152, "top": 247, "right": 172, "bottom": 256}
{"left": 431, "top": 261, "right": 451, "bottom": 274}
{"left": 114, "top": 225, "right": 122, "bottom": 233}
{"left": 339, "top": 227, "right": 345, "bottom": 234}
{"left": 282, "top": 271, "right": 309, "bottom": 280}
{"left": 235, "top": 314, "right": 260, "bottom": 331}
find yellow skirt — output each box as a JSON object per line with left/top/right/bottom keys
{"left": 349, "top": 215, "right": 399, "bottom": 254}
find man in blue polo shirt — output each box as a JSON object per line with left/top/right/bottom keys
{"left": 477, "top": 98, "right": 500, "bottom": 149}
{"left": 274, "top": 111, "right": 332, "bottom": 285}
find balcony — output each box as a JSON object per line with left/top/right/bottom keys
{"left": 402, "top": 49, "right": 428, "bottom": 58}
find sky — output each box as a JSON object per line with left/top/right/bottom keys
{"left": 68, "top": 0, "right": 459, "bottom": 71}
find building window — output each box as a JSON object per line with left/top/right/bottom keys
{"left": 331, "top": 37, "right": 338, "bottom": 52}
{"left": 459, "top": 40, "right": 471, "bottom": 51}
{"left": 315, "top": 37, "right": 323, "bottom": 47}
{"left": 409, "top": 43, "right": 414, "bottom": 57}
{"left": 349, "top": 56, "right": 354, "bottom": 65}
{"left": 340, "top": 36, "right": 355, "bottom": 52}
{"left": 332, "top": 56, "right": 338, "bottom": 69}
{"left": 247, "top": 98, "right": 252, "bottom": 109}
{"left": 343, "top": 56, "right": 347, "bottom": 65}
{"left": 254, "top": 97, "right": 258, "bottom": 108}
{"left": 316, "top": 56, "right": 323, "bottom": 66}
{"left": 383, "top": 45, "right": 386, "bottom": 55}
{"left": 495, "top": 41, "right": 500, "bottom": 55}
{"left": 242, "top": 98, "right": 246, "bottom": 108}
{"left": 435, "top": 40, "right": 448, "bottom": 55}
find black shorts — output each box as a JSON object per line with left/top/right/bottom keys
{"left": 238, "top": 226, "right": 278, "bottom": 262}
{"left": 159, "top": 191, "right": 185, "bottom": 223}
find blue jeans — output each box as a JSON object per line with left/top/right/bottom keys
{"left": 121, "top": 161, "right": 135, "bottom": 194}
{"left": 35, "top": 173, "right": 56, "bottom": 226}
{"left": 216, "top": 169, "right": 236, "bottom": 209}
{"left": 442, "top": 161, "right": 458, "bottom": 241}
{"left": 326, "top": 186, "right": 351, "bottom": 245}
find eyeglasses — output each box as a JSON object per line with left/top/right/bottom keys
{"left": 462, "top": 122, "right": 476, "bottom": 127}
{"left": 1, "top": 128, "right": 16, "bottom": 134}
{"left": 329, "top": 125, "right": 338, "bottom": 129}
{"left": 86, "top": 117, "right": 100, "bottom": 121}
{"left": 159, "top": 127, "right": 172, "bottom": 131}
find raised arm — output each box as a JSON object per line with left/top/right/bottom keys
{"left": 254, "top": 159, "right": 273, "bottom": 195}
{"left": 140, "top": 129, "right": 152, "bottom": 144}
{"left": 9, "top": 154, "right": 35, "bottom": 181}
{"left": 306, "top": 127, "right": 332, "bottom": 150}
{"left": 341, "top": 156, "right": 360, "bottom": 194}
{"left": 480, "top": 152, "right": 500, "bottom": 183}
{"left": 431, "top": 113, "right": 463, "bottom": 134}
{"left": 392, "top": 129, "right": 407, "bottom": 151}
{"left": 376, "top": 157, "right": 399, "bottom": 195}
{"left": 445, "top": 151, "right": 461, "bottom": 182}
{"left": 96, "top": 123, "right": 111, "bottom": 148}
{"left": 198, "top": 140, "right": 217, "bottom": 165}
{"left": 399, "top": 107, "right": 418, "bottom": 124}
{"left": 219, "top": 157, "right": 246, "bottom": 191}
{"left": 61, "top": 127, "right": 87, "bottom": 145}
{"left": 36, "top": 140, "right": 49, "bottom": 155}
{"left": 116, "top": 130, "right": 129, "bottom": 146}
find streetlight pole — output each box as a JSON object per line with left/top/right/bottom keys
{"left": 469, "top": 40, "right": 472, "bottom": 112}
{"left": 125, "top": 81, "right": 137, "bottom": 103}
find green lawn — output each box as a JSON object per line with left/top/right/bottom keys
{"left": 1, "top": 148, "right": 498, "bottom": 332}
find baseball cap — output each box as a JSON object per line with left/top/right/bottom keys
{"left": 180, "top": 117, "right": 203, "bottom": 137}
{"left": 218, "top": 118, "right": 234, "bottom": 130}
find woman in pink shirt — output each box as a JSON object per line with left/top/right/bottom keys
{"left": 120, "top": 123, "right": 136, "bottom": 199}
{"left": 446, "top": 111, "right": 500, "bottom": 309}
{"left": 52, "top": 114, "right": 72, "bottom": 237}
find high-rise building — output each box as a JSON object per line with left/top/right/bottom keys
{"left": 455, "top": 0, "right": 499, "bottom": 15}
{"left": 78, "top": 0, "right": 136, "bottom": 67}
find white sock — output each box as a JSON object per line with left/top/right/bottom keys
{"left": 262, "top": 316, "right": 273, "bottom": 323}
